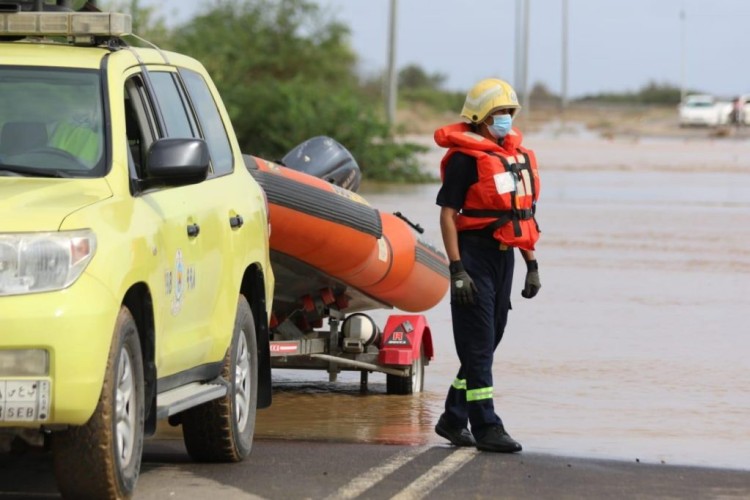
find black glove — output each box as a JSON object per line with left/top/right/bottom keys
{"left": 449, "top": 260, "right": 478, "bottom": 306}
{"left": 521, "top": 260, "right": 541, "bottom": 299}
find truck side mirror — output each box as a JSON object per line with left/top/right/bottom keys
{"left": 141, "top": 138, "right": 210, "bottom": 188}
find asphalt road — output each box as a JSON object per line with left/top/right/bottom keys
{"left": 2, "top": 437, "right": 749, "bottom": 499}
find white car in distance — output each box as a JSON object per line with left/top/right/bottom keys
{"left": 678, "top": 94, "right": 730, "bottom": 127}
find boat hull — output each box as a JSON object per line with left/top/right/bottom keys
{"left": 246, "top": 155, "right": 449, "bottom": 318}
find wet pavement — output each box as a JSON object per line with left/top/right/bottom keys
{"left": 3, "top": 438, "right": 750, "bottom": 499}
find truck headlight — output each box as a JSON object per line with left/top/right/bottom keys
{"left": 0, "top": 230, "right": 96, "bottom": 296}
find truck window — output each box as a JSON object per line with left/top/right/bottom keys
{"left": 149, "top": 71, "right": 197, "bottom": 140}
{"left": 124, "top": 75, "right": 157, "bottom": 179}
{"left": 0, "top": 67, "right": 104, "bottom": 176}
{"left": 180, "top": 69, "right": 234, "bottom": 176}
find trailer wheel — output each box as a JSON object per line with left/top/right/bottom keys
{"left": 387, "top": 345, "right": 425, "bottom": 395}
{"left": 52, "top": 306, "right": 145, "bottom": 499}
{"left": 182, "top": 296, "right": 258, "bottom": 462}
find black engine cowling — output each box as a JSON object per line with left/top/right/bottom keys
{"left": 281, "top": 136, "right": 361, "bottom": 192}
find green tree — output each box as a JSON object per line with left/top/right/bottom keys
{"left": 395, "top": 64, "right": 463, "bottom": 113}
{"left": 398, "top": 64, "right": 446, "bottom": 90}
{"left": 107, "top": 0, "right": 170, "bottom": 45}
{"left": 529, "top": 82, "right": 560, "bottom": 105}
{"left": 637, "top": 81, "right": 682, "bottom": 105}
{"left": 576, "top": 81, "right": 683, "bottom": 105}
{"left": 112, "top": 0, "right": 429, "bottom": 182}
{"left": 172, "top": 0, "right": 428, "bottom": 181}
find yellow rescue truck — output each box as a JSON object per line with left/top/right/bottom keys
{"left": 0, "top": 3, "right": 274, "bottom": 498}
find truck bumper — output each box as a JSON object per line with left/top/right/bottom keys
{"left": 0, "top": 273, "right": 119, "bottom": 427}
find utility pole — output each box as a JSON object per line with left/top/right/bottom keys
{"left": 521, "top": 0, "right": 530, "bottom": 116}
{"left": 514, "top": 0, "right": 530, "bottom": 122}
{"left": 385, "top": 0, "right": 398, "bottom": 126}
{"left": 680, "top": 7, "right": 686, "bottom": 103}
{"left": 514, "top": 0, "right": 523, "bottom": 91}
{"left": 561, "top": 0, "right": 569, "bottom": 113}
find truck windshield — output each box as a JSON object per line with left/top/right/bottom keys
{"left": 0, "top": 67, "right": 105, "bottom": 178}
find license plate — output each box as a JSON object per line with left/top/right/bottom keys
{"left": 0, "top": 380, "right": 51, "bottom": 422}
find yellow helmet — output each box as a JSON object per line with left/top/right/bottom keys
{"left": 460, "top": 78, "right": 521, "bottom": 124}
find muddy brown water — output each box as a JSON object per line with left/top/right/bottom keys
{"left": 172, "top": 132, "right": 750, "bottom": 471}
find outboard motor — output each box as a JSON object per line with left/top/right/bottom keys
{"left": 281, "top": 136, "right": 361, "bottom": 192}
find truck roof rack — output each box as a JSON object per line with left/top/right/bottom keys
{"left": 0, "top": 1, "right": 81, "bottom": 13}
{"left": 0, "top": 10, "right": 131, "bottom": 41}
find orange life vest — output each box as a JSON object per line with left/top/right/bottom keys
{"left": 435, "top": 122, "right": 541, "bottom": 251}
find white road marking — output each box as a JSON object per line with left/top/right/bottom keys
{"left": 390, "top": 447, "right": 478, "bottom": 500}
{"left": 325, "top": 446, "right": 430, "bottom": 500}
{"left": 135, "top": 467, "right": 266, "bottom": 500}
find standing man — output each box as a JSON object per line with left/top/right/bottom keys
{"left": 433, "top": 78, "right": 541, "bottom": 453}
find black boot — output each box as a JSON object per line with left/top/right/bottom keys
{"left": 435, "top": 415, "right": 476, "bottom": 447}
{"left": 475, "top": 425, "right": 522, "bottom": 453}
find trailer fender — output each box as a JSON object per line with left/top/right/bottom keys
{"left": 378, "top": 314, "right": 434, "bottom": 367}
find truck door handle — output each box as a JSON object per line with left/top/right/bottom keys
{"left": 187, "top": 223, "right": 200, "bottom": 237}
{"left": 229, "top": 214, "right": 244, "bottom": 229}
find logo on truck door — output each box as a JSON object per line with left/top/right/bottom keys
{"left": 171, "top": 249, "right": 185, "bottom": 315}
{"left": 167, "top": 249, "right": 196, "bottom": 315}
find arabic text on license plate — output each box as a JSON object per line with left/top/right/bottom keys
{"left": 0, "top": 380, "right": 51, "bottom": 422}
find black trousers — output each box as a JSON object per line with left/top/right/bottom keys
{"left": 442, "top": 235, "right": 514, "bottom": 435}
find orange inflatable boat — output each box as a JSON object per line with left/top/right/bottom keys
{"left": 245, "top": 137, "right": 449, "bottom": 327}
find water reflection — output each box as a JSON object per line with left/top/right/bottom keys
{"left": 256, "top": 376, "right": 441, "bottom": 445}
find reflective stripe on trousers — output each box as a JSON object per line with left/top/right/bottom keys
{"left": 466, "top": 387, "right": 494, "bottom": 402}
{"left": 452, "top": 379, "right": 494, "bottom": 401}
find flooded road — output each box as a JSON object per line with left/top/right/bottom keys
{"left": 254, "top": 132, "right": 750, "bottom": 471}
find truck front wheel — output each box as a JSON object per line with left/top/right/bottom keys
{"left": 181, "top": 295, "right": 258, "bottom": 462}
{"left": 52, "top": 306, "right": 145, "bottom": 499}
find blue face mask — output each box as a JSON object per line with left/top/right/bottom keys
{"left": 488, "top": 114, "right": 512, "bottom": 138}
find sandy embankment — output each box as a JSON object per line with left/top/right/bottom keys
{"left": 406, "top": 120, "right": 750, "bottom": 174}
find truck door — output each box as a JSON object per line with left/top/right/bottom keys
{"left": 125, "top": 71, "right": 218, "bottom": 377}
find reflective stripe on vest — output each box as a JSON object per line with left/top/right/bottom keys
{"left": 452, "top": 378, "right": 467, "bottom": 390}
{"left": 455, "top": 150, "right": 537, "bottom": 224}
{"left": 466, "top": 386, "right": 493, "bottom": 402}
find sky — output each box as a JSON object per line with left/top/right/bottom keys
{"left": 144, "top": 0, "right": 750, "bottom": 99}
